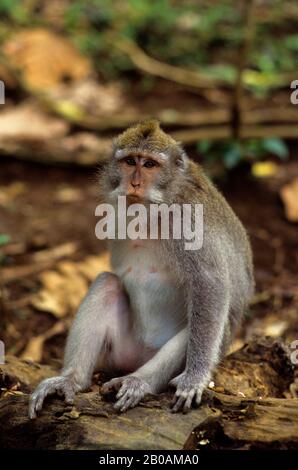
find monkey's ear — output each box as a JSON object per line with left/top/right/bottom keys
{"left": 175, "top": 148, "right": 189, "bottom": 171}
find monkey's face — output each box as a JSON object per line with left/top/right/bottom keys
{"left": 115, "top": 154, "right": 164, "bottom": 203}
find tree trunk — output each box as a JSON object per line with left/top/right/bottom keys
{"left": 0, "top": 338, "right": 297, "bottom": 450}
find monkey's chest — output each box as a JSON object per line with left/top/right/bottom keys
{"left": 116, "top": 254, "right": 187, "bottom": 349}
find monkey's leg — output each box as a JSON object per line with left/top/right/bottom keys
{"left": 170, "top": 276, "right": 229, "bottom": 413}
{"left": 102, "top": 328, "right": 188, "bottom": 412}
{"left": 29, "top": 272, "right": 133, "bottom": 419}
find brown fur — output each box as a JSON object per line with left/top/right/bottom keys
{"left": 114, "top": 118, "right": 179, "bottom": 155}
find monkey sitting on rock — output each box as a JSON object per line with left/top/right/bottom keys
{"left": 29, "top": 119, "right": 254, "bottom": 418}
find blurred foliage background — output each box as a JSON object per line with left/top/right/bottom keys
{"left": 0, "top": 0, "right": 297, "bottom": 172}
{"left": 0, "top": 0, "right": 297, "bottom": 85}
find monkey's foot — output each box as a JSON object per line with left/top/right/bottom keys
{"left": 170, "top": 372, "right": 207, "bottom": 413}
{"left": 29, "top": 376, "right": 77, "bottom": 419}
{"left": 102, "top": 376, "right": 151, "bottom": 412}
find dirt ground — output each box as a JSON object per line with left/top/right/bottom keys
{"left": 0, "top": 146, "right": 297, "bottom": 372}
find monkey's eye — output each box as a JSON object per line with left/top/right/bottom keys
{"left": 124, "top": 157, "right": 136, "bottom": 166}
{"left": 144, "top": 160, "right": 157, "bottom": 168}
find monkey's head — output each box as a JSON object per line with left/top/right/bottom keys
{"left": 101, "top": 119, "right": 189, "bottom": 204}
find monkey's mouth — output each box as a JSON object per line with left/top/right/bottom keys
{"left": 126, "top": 193, "right": 143, "bottom": 203}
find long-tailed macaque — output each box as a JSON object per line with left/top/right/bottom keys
{"left": 29, "top": 119, "right": 254, "bottom": 418}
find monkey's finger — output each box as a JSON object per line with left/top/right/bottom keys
{"left": 115, "top": 387, "right": 139, "bottom": 412}
{"left": 129, "top": 394, "right": 142, "bottom": 410}
{"left": 170, "top": 388, "right": 184, "bottom": 406}
{"left": 114, "top": 390, "right": 131, "bottom": 411}
{"left": 35, "top": 392, "right": 46, "bottom": 412}
{"left": 119, "top": 393, "right": 140, "bottom": 412}
{"left": 29, "top": 408, "right": 36, "bottom": 419}
{"left": 28, "top": 397, "right": 37, "bottom": 419}
{"left": 183, "top": 390, "right": 195, "bottom": 413}
{"left": 102, "top": 378, "right": 122, "bottom": 394}
{"left": 195, "top": 390, "right": 203, "bottom": 406}
{"left": 116, "top": 383, "right": 130, "bottom": 399}
{"left": 119, "top": 398, "right": 132, "bottom": 412}
{"left": 102, "top": 380, "right": 115, "bottom": 391}
{"left": 64, "top": 390, "right": 75, "bottom": 404}
{"left": 101, "top": 383, "right": 113, "bottom": 394}
{"left": 171, "top": 394, "right": 186, "bottom": 412}
{"left": 170, "top": 393, "right": 178, "bottom": 408}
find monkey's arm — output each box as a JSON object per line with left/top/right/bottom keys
{"left": 102, "top": 328, "right": 188, "bottom": 412}
{"left": 134, "top": 327, "right": 188, "bottom": 389}
{"left": 171, "top": 265, "right": 230, "bottom": 412}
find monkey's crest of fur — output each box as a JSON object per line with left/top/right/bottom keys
{"left": 114, "top": 118, "right": 179, "bottom": 155}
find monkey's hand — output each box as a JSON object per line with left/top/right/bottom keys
{"left": 169, "top": 371, "right": 208, "bottom": 413}
{"left": 102, "top": 375, "right": 152, "bottom": 412}
{"left": 29, "top": 376, "right": 77, "bottom": 419}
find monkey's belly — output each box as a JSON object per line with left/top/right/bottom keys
{"left": 122, "top": 270, "right": 187, "bottom": 349}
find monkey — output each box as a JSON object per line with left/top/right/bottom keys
{"left": 29, "top": 119, "right": 254, "bottom": 418}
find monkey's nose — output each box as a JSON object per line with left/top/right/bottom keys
{"left": 131, "top": 182, "right": 141, "bottom": 188}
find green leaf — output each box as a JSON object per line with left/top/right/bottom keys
{"left": 197, "top": 140, "right": 213, "bottom": 154}
{"left": 245, "top": 139, "right": 264, "bottom": 159}
{"left": 0, "top": 234, "right": 10, "bottom": 246}
{"left": 262, "top": 138, "right": 289, "bottom": 160}
{"left": 285, "top": 35, "right": 298, "bottom": 51}
{"left": 222, "top": 144, "right": 242, "bottom": 168}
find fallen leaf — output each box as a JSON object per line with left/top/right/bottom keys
{"left": 31, "top": 252, "right": 111, "bottom": 317}
{"left": 21, "top": 320, "right": 69, "bottom": 362}
{"left": 77, "top": 253, "right": 111, "bottom": 281}
{"left": 0, "top": 181, "right": 27, "bottom": 206}
{"left": 49, "top": 78, "right": 125, "bottom": 117}
{"left": 0, "top": 234, "right": 10, "bottom": 246}
{"left": 20, "top": 336, "right": 45, "bottom": 363}
{"left": 63, "top": 408, "right": 81, "bottom": 419}
{"left": 31, "top": 242, "right": 78, "bottom": 263}
{"left": 251, "top": 161, "right": 279, "bottom": 178}
{"left": 55, "top": 186, "right": 84, "bottom": 203}
{"left": 264, "top": 321, "right": 288, "bottom": 338}
{"left": 280, "top": 178, "right": 298, "bottom": 222}
{"left": 3, "top": 28, "right": 92, "bottom": 90}
{"left": 0, "top": 62, "right": 17, "bottom": 87}
{"left": 0, "top": 103, "right": 69, "bottom": 141}
{"left": 3, "top": 390, "right": 25, "bottom": 397}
